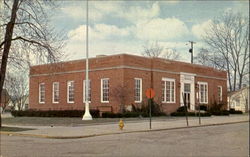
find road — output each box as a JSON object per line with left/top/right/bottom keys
{"left": 1, "top": 122, "right": 249, "bottom": 157}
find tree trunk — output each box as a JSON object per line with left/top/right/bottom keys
{"left": 227, "top": 69, "right": 232, "bottom": 91}
{"left": 17, "top": 100, "right": 20, "bottom": 111}
{"left": 233, "top": 69, "right": 237, "bottom": 91}
{"left": 0, "top": 0, "right": 19, "bottom": 127}
{"left": 238, "top": 74, "right": 243, "bottom": 89}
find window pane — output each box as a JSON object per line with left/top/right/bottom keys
{"left": 68, "top": 81, "right": 74, "bottom": 102}
{"left": 218, "top": 86, "right": 222, "bottom": 101}
{"left": 162, "top": 79, "right": 175, "bottom": 103}
{"left": 84, "top": 80, "right": 91, "bottom": 102}
{"left": 53, "top": 83, "right": 59, "bottom": 103}
{"left": 102, "top": 79, "right": 109, "bottom": 102}
{"left": 39, "top": 83, "right": 45, "bottom": 103}
{"left": 135, "top": 79, "right": 141, "bottom": 102}
{"left": 199, "top": 83, "right": 208, "bottom": 103}
{"left": 162, "top": 81, "right": 165, "bottom": 102}
{"left": 171, "top": 82, "right": 175, "bottom": 102}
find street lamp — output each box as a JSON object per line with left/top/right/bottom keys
{"left": 82, "top": 0, "right": 92, "bottom": 120}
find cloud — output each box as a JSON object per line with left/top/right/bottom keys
{"left": 91, "top": 1, "right": 123, "bottom": 13}
{"left": 161, "top": 1, "right": 180, "bottom": 5}
{"left": 68, "top": 24, "right": 130, "bottom": 41}
{"left": 192, "top": 19, "right": 213, "bottom": 39}
{"left": 118, "top": 2, "right": 160, "bottom": 23}
{"left": 60, "top": 1, "right": 123, "bottom": 21}
{"left": 134, "top": 17, "right": 189, "bottom": 41}
{"left": 65, "top": 24, "right": 134, "bottom": 60}
{"left": 65, "top": 39, "right": 142, "bottom": 61}
{"left": 60, "top": 5, "right": 86, "bottom": 20}
{"left": 60, "top": 1, "right": 193, "bottom": 61}
{"left": 60, "top": 2, "right": 159, "bottom": 22}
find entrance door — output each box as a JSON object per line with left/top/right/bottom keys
{"left": 184, "top": 83, "right": 191, "bottom": 109}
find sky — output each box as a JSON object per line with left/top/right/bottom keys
{"left": 50, "top": 0, "right": 249, "bottom": 63}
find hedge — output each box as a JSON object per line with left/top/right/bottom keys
{"left": 171, "top": 112, "right": 211, "bottom": 117}
{"left": 11, "top": 110, "right": 100, "bottom": 118}
{"left": 101, "top": 111, "right": 166, "bottom": 118}
{"left": 210, "top": 110, "right": 230, "bottom": 116}
{"left": 229, "top": 109, "right": 243, "bottom": 114}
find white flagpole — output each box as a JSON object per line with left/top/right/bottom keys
{"left": 82, "top": 0, "right": 92, "bottom": 120}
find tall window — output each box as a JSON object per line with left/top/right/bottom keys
{"left": 198, "top": 82, "right": 208, "bottom": 104}
{"left": 39, "top": 83, "right": 45, "bottom": 103}
{"left": 101, "top": 78, "right": 109, "bottom": 103}
{"left": 162, "top": 78, "right": 175, "bottom": 103}
{"left": 134, "top": 78, "right": 142, "bottom": 102}
{"left": 53, "top": 82, "right": 59, "bottom": 103}
{"left": 218, "top": 86, "right": 222, "bottom": 102}
{"left": 67, "top": 81, "right": 74, "bottom": 103}
{"left": 83, "top": 80, "right": 91, "bottom": 103}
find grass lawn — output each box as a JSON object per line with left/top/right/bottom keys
{"left": 1, "top": 116, "right": 180, "bottom": 126}
{"left": 2, "top": 117, "right": 150, "bottom": 126}
{"left": 0, "top": 126, "right": 35, "bottom": 132}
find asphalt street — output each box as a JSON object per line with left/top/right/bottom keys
{"left": 1, "top": 122, "right": 249, "bottom": 157}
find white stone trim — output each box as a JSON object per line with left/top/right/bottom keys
{"left": 30, "top": 65, "right": 227, "bottom": 81}
{"left": 180, "top": 73, "right": 196, "bottom": 110}
{"left": 180, "top": 72, "right": 197, "bottom": 76}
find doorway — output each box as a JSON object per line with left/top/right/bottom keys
{"left": 184, "top": 83, "right": 191, "bottom": 109}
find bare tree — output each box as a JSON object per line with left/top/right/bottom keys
{"left": 196, "top": 12, "right": 249, "bottom": 91}
{"left": 111, "top": 84, "right": 130, "bottom": 113}
{"left": 0, "top": 0, "right": 65, "bottom": 127}
{"left": 142, "top": 42, "right": 180, "bottom": 60}
{"left": 194, "top": 48, "right": 227, "bottom": 70}
{"left": 0, "top": 88, "right": 10, "bottom": 113}
{"left": 5, "top": 71, "right": 28, "bottom": 111}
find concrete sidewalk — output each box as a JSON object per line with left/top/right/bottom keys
{"left": 1, "top": 115, "right": 249, "bottom": 139}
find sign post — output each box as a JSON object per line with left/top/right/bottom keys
{"left": 182, "top": 92, "right": 189, "bottom": 127}
{"left": 196, "top": 92, "right": 201, "bottom": 125}
{"left": 146, "top": 88, "right": 155, "bottom": 130}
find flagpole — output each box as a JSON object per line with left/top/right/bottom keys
{"left": 82, "top": 0, "right": 92, "bottom": 120}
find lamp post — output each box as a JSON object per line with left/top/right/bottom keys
{"left": 82, "top": 0, "right": 92, "bottom": 120}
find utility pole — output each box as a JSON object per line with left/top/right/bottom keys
{"left": 188, "top": 41, "right": 195, "bottom": 64}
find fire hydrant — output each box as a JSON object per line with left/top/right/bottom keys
{"left": 119, "top": 119, "right": 124, "bottom": 130}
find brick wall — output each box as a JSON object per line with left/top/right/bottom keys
{"left": 29, "top": 54, "right": 227, "bottom": 114}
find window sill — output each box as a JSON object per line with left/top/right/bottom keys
{"left": 83, "top": 101, "right": 91, "bottom": 103}
{"left": 101, "top": 101, "right": 109, "bottom": 103}
{"left": 134, "top": 101, "right": 142, "bottom": 103}
{"left": 162, "top": 102, "right": 176, "bottom": 104}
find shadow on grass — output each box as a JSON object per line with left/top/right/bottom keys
{"left": 0, "top": 127, "right": 35, "bottom": 132}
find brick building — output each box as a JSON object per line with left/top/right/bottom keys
{"left": 29, "top": 54, "right": 227, "bottom": 114}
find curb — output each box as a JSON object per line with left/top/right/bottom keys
{"left": 1, "top": 120, "right": 248, "bottom": 139}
